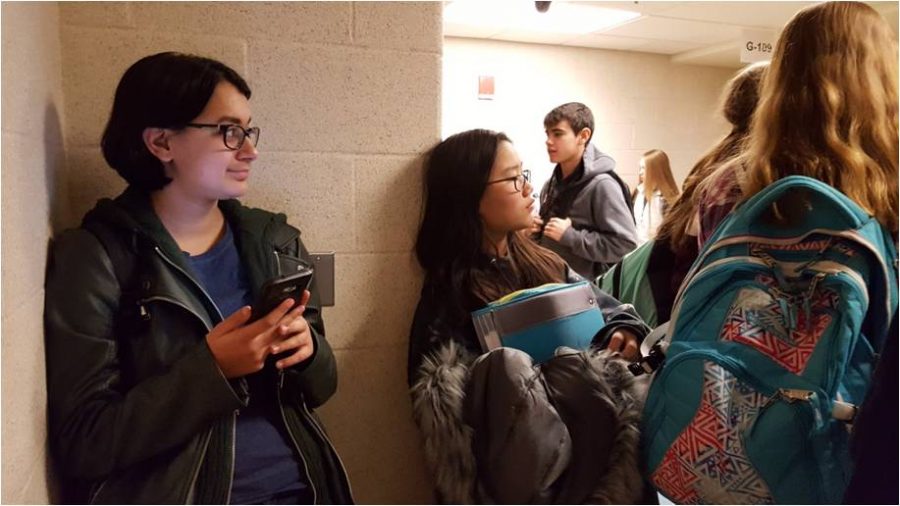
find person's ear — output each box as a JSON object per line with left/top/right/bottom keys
{"left": 577, "top": 127, "right": 591, "bottom": 146}
{"left": 142, "top": 127, "right": 175, "bottom": 163}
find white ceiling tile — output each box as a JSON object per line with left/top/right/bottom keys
{"left": 658, "top": 2, "right": 815, "bottom": 29}
{"left": 601, "top": 15, "right": 743, "bottom": 44}
{"left": 561, "top": 33, "right": 652, "bottom": 50}
{"left": 571, "top": 1, "right": 686, "bottom": 16}
{"left": 491, "top": 28, "right": 577, "bottom": 45}
{"left": 635, "top": 38, "right": 705, "bottom": 55}
{"left": 444, "top": 21, "right": 503, "bottom": 39}
{"left": 670, "top": 43, "right": 744, "bottom": 68}
{"left": 442, "top": 0, "right": 849, "bottom": 69}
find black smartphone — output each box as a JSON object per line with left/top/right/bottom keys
{"left": 251, "top": 267, "right": 314, "bottom": 322}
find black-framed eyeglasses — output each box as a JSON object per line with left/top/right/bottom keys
{"left": 184, "top": 123, "right": 261, "bottom": 150}
{"left": 486, "top": 169, "right": 531, "bottom": 192}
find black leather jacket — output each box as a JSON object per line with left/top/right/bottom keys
{"left": 44, "top": 187, "right": 353, "bottom": 504}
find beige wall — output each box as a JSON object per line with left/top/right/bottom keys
{"left": 3, "top": 1, "right": 441, "bottom": 503}
{"left": 443, "top": 37, "right": 737, "bottom": 192}
{"left": 1, "top": 2, "right": 68, "bottom": 504}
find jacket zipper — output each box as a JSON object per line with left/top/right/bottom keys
{"left": 252, "top": 247, "right": 317, "bottom": 502}
{"left": 297, "top": 392, "right": 355, "bottom": 502}
{"left": 88, "top": 479, "right": 108, "bottom": 504}
{"left": 275, "top": 374, "right": 318, "bottom": 504}
{"left": 224, "top": 411, "right": 237, "bottom": 505}
{"left": 153, "top": 246, "right": 224, "bottom": 322}
{"left": 183, "top": 428, "right": 214, "bottom": 504}
{"left": 271, "top": 248, "right": 352, "bottom": 502}
{"left": 274, "top": 250, "right": 283, "bottom": 277}
{"left": 138, "top": 296, "right": 212, "bottom": 330}
{"left": 153, "top": 246, "right": 234, "bottom": 503}
{"left": 134, "top": 296, "right": 218, "bottom": 505}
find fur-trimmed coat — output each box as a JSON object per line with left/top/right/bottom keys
{"left": 411, "top": 342, "right": 649, "bottom": 504}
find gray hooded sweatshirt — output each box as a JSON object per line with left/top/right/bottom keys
{"left": 538, "top": 144, "right": 638, "bottom": 279}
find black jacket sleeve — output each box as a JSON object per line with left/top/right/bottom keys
{"left": 44, "top": 229, "right": 245, "bottom": 480}
{"left": 280, "top": 236, "right": 337, "bottom": 409}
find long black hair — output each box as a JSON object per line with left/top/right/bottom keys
{"left": 416, "top": 129, "right": 566, "bottom": 322}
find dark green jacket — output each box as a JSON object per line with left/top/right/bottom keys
{"left": 44, "top": 187, "right": 353, "bottom": 504}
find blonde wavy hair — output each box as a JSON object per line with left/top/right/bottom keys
{"left": 742, "top": 1, "right": 899, "bottom": 234}
{"left": 641, "top": 149, "right": 680, "bottom": 202}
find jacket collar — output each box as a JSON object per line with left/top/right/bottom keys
{"left": 83, "top": 186, "right": 299, "bottom": 298}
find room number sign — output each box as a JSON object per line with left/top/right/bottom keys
{"left": 740, "top": 29, "right": 776, "bottom": 64}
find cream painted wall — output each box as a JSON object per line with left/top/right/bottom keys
{"left": 2, "top": 2, "right": 441, "bottom": 503}
{"left": 443, "top": 37, "right": 737, "bottom": 197}
{"left": 1, "top": 2, "right": 68, "bottom": 503}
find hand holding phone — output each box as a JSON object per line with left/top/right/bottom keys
{"left": 251, "top": 267, "right": 314, "bottom": 322}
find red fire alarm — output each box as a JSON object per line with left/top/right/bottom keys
{"left": 478, "top": 75, "right": 495, "bottom": 100}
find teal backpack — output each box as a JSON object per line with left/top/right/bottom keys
{"left": 639, "top": 176, "right": 898, "bottom": 504}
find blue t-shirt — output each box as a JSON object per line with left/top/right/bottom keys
{"left": 186, "top": 222, "right": 308, "bottom": 504}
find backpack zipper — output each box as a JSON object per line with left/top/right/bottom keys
{"left": 669, "top": 255, "right": 868, "bottom": 338}
{"left": 687, "top": 230, "right": 893, "bottom": 332}
{"left": 644, "top": 349, "right": 828, "bottom": 448}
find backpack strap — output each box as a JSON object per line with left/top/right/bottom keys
{"left": 611, "top": 261, "right": 623, "bottom": 299}
{"left": 607, "top": 170, "right": 636, "bottom": 224}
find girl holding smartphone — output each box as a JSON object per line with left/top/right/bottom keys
{"left": 44, "top": 52, "right": 352, "bottom": 504}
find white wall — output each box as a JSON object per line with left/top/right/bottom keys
{"left": 1, "top": 2, "right": 68, "bottom": 503}
{"left": 443, "top": 37, "right": 738, "bottom": 195}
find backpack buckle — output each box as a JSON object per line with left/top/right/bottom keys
{"left": 630, "top": 321, "right": 670, "bottom": 376}
{"left": 629, "top": 342, "right": 667, "bottom": 376}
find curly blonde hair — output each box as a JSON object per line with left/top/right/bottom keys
{"left": 742, "top": 1, "right": 899, "bottom": 234}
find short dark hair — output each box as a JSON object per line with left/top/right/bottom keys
{"left": 101, "top": 52, "right": 252, "bottom": 191}
{"left": 543, "top": 102, "right": 594, "bottom": 142}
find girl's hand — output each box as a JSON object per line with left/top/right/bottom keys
{"left": 606, "top": 328, "right": 640, "bottom": 361}
{"left": 206, "top": 298, "right": 296, "bottom": 378}
{"left": 268, "top": 290, "right": 315, "bottom": 369}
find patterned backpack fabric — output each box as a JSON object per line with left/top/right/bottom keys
{"left": 640, "top": 176, "right": 899, "bottom": 504}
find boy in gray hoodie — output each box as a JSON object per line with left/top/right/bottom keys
{"left": 533, "top": 102, "right": 638, "bottom": 279}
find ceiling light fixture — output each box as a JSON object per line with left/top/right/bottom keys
{"left": 444, "top": 0, "right": 641, "bottom": 35}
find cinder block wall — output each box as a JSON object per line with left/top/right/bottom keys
{"left": 1, "top": 2, "right": 68, "bottom": 503}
